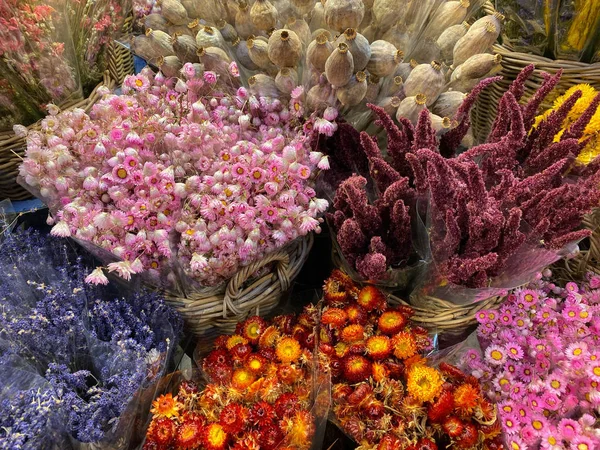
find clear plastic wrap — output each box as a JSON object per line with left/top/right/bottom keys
{"left": 495, "top": 0, "right": 558, "bottom": 56}
{"left": 0, "top": 0, "right": 82, "bottom": 128}
{"left": 0, "top": 220, "right": 182, "bottom": 449}
{"left": 553, "top": 0, "right": 600, "bottom": 62}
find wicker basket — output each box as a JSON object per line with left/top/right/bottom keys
{"left": 388, "top": 292, "right": 505, "bottom": 332}
{"left": 163, "top": 234, "right": 314, "bottom": 338}
{"left": 0, "top": 73, "right": 116, "bottom": 201}
{"left": 554, "top": 208, "right": 600, "bottom": 280}
{"left": 471, "top": 3, "right": 600, "bottom": 142}
{"left": 107, "top": 15, "right": 135, "bottom": 85}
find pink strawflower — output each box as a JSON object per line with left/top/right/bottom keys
{"left": 85, "top": 267, "right": 109, "bottom": 285}
{"left": 485, "top": 344, "right": 508, "bottom": 366}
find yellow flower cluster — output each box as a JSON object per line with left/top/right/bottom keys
{"left": 534, "top": 83, "right": 600, "bottom": 165}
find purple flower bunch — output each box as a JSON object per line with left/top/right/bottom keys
{"left": 19, "top": 65, "right": 330, "bottom": 286}
{"left": 328, "top": 65, "right": 600, "bottom": 288}
{"left": 0, "top": 228, "right": 182, "bottom": 445}
{"left": 462, "top": 273, "right": 600, "bottom": 450}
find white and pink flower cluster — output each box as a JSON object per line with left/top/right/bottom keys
{"left": 20, "top": 66, "right": 329, "bottom": 286}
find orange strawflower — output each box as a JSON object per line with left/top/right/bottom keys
{"left": 151, "top": 393, "right": 181, "bottom": 418}
{"left": 366, "top": 335, "right": 392, "bottom": 360}
{"left": 392, "top": 331, "right": 417, "bottom": 360}
{"left": 340, "top": 324, "right": 365, "bottom": 343}
{"left": 282, "top": 410, "right": 316, "bottom": 449}
{"left": 258, "top": 325, "right": 280, "bottom": 348}
{"left": 226, "top": 334, "right": 249, "bottom": 350}
{"left": 276, "top": 337, "right": 302, "bottom": 363}
{"left": 203, "top": 423, "right": 229, "bottom": 450}
{"left": 453, "top": 383, "right": 481, "bottom": 415}
{"left": 406, "top": 365, "right": 443, "bottom": 404}
{"left": 372, "top": 362, "right": 389, "bottom": 383}
{"left": 231, "top": 368, "right": 256, "bottom": 390}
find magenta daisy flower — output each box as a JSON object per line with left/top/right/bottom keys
{"left": 501, "top": 413, "right": 521, "bottom": 435}
{"left": 586, "top": 359, "right": 600, "bottom": 382}
{"left": 498, "top": 400, "right": 516, "bottom": 416}
{"left": 506, "top": 436, "right": 529, "bottom": 450}
{"left": 557, "top": 418, "right": 581, "bottom": 441}
{"left": 541, "top": 392, "right": 560, "bottom": 411}
{"left": 546, "top": 372, "right": 567, "bottom": 394}
{"left": 527, "top": 395, "right": 543, "bottom": 412}
{"left": 565, "top": 281, "right": 579, "bottom": 294}
{"left": 485, "top": 344, "right": 508, "bottom": 366}
{"left": 476, "top": 310, "right": 488, "bottom": 324}
{"left": 499, "top": 311, "right": 514, "bottom": 326}
{"left": 492, "top": 371, "right": 513, "bottom": 392}
{"left": 517, "top": 365, "right": 534, "bottom": 383}
{"left": 565, "top": 341, "right": 588, "bottom": 360}
{"left": 562, "top": 305, "right": 581, "bottom": 322}
{"left": 506, "top": 343, "right": 524, "bottom": 360}
{"left": 570, "top": 437, "right": 594, "bottom": 450}
{"left": 537, "top": 307, "right": 555, "bottom": 323}
{"left": 520, "top": 288, "right": 539, "bottom": 305}
{"left": 540, "top": 427, "right": 562, "bottom": 450}
{"left": 509, "top": 382, "right": 526, "bottom": 400}
{"left": 111, "top": 164, "right": 130, "bottom": 183}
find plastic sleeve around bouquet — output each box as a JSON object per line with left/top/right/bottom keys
{"left": 553, "top": 0, "right": 600, "bottom": 62}
{"left": 411, "top": 199, "right": 580, "bottom": 307}
{"left": 0, "top": 0, "right": 82, "bottom": 127}
{"left": 495, "top": 0, "right": 558, "bottom": 56}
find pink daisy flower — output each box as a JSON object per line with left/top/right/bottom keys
{"left": 570, "top": 437, "right": 594, "bottom": 450}
{"left": 565, "top": 341, "right": 588, "bottom": 360}
{"left": 565, "top": 281, "right": 579, "bottom": 294}
{"left": 540, "top": 427, "right": 562, "bottom": 450}
{"left": 493, "top": 371, "right": 513, "bottom": 392}
{"left": 546, "top": 372, "right": 567, "bottom": 394}
{"left": 506, "top": 343, "right": 524, "bottom": 360}
{"left": 501, "top": 413, "right": 521, "bottom": 434}
{"left": 557, "top": 418, "right": 581, "bottom": 441}
{"left": 562, "top": 305, "right": 581, "bottom": 322}
{"left": 541, "top": 392, "right": 560, "bottom": 411}
{"left": 506, "top": 436, "right": 529, "bottom": 450}
{"left": 498, "top": 400, "right": 516, "bottom": 416}
{"left": 485, "top": 344, "right": 508, "bottom": 366}
{"left": 517, "top": 365, "right": 534, "bottom": 383}
{"left": 476, "top": 310, "right": 489, "bottom": 324}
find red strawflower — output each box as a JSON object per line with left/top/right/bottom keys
{"left": 219, "top": 403, "right": 249, "bottom": 434}
{"left": 203, "top": 349, "right": 233, "bottom": 384}
{"left": 178, "top": 380, "right": 200, "bottom": 399}
{"left": 259, "top": 346, "right": 276, "bottom": 361}
{"left": 456, "top": 422, "right": 478, "bottom": 448}
{"left": 214, "top": 335, "right": 229, "bottom": 350}
{"left": 416, "top": 438, "right": 438, "bottom": 450}
{"left": 230, "top": 343, "right": 253, "bottom": 362}
{"left": 203, "top": 423, "right": 229, "bottom": 450}
{"left": 378, "top": 434, "right": 402, "bottom": 450}
{"left": 332, "top": 384, "right": 354, "bottom": 402}
{"left": 378, "top": 310, "right": 408, "bottom": 335}
{"left": 272, "top": 315, "right": 296, "bottom": 335}
{"left": 340, "top": 324, "right": 365, "bottom": 343}
{"left": 347, "top": 383, "right": 373, "bottom": 406}
{"left": 363, "top": 399, "right": 385, "bottom": 419}
{"left": 274, "top": 393, "right": 300, "bottom": 418}
{"left": 250, "top": 401, "right": 277, "bottom": 427}
{"left": 323, "top": 277, "right": 349, "bottom": 306}
{"left": 480, "top": 419, "right": 502, "bottom": 440}
{"left": 240, "top": 316, "right": 268, "bottom": 344}
{"left": 384, "top": 360, "right": 405, "bottom": 379}
{"left": 345, "top": 304, "right": 368, "bottom": 324}
{"left": 245, "top": 354, "right": 268, "bottom": 374}
{"left": 453, "top": 383, "right": 481, "bottom": 416}
{"left": 439, "top": 362, "right": 467, "bottom": 382}
{"left": 442, "top": 416, "right": 464, "bottom": 438}
{"left": 147, "top": 417, "right": 176, "bottom": 445}
{"left": 366, "top": 335, "right": 392, "bottom": 360}
{"left": 231, "top": 368, "right": 256, "bottom": 390}
{"left": 321, "top": 308, "right": 349, "bottom": 328}
{"left": 258, "top": 325, "right": 280, "bottom": 348}
{"left": 258, "top": 423, "right": 285, "bottom": 450}
{"left": 357, "top": 285, "right": 387, "bottom": 312}
{"left": 277, "top": 364, "right": 303, "bottom": 384}
{"left": 176, "top": 414, "right": 205, "bottom": 449}
{"left": 142, "top": 440, "right": 160, "bottom": 450}
{"left": 342, "top": 354, "right": 372, "bottom": 382}
{"left": 427, "top": 389, "right": 455, "bottom": 423}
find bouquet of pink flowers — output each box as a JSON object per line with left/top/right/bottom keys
{"left": 19, "top": 65, "right": 330, "bottom": 288}
{"left": 461, "top": 273, "right": 600, "bottom": 450}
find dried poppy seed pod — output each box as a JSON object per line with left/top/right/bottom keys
{"left": 172, "top": 33, "right": 200, "bottom": 62}
{"left": 382, "top": 75, "right": 404, "bottom": 97}
{"left": 325, "top": 42, "right": 355, "bottom": 87}
{"left": 187, "top": 19, "right": 201, "bottom": 36}
{"left": 372, "top": 0, "right": 409, "bottom": 31}
{"left": 291, "top": 0, "right": 314, "bottom": 15}
{"left": 275, "top": 67, "right": 299, "bottom": 94}
{"left": 196, "top": 0, "right": 227, "bottom": 23}
{"left": 382, "top": 25, "right": 411, "bottom": 53}
{"left": 437, "top": 22, "right": 469, "bottom": 66}
{"left": 233, "top": 37, "right": 259, "bottom": 70}
{"left": 216, "top": 19, "right": 239, "bottom": 43}
{"left": 247, "top": 35, "right": 276, "bottom": 70}
{"left": 403, "top": 61, "right": 445, "bottom": 106}
{"left": 235, "top": 1, "right": 259, "bottom": 39}
{"left": 336, "top": 71, "right": 368, "bottom": 106}
{"left": 430, "top": 114, "right": 453, "bottom": 135}
{"left": 335, "top": 28, "right": 371, "bottom": 72}
{"left": 367, "top": 40, "right": 403, "bottom": 78}
{"left": 250, "top": 0, "right": 278, "bottom": 31}
{"left": 394, "top": 59, "right": 417, "bottom": 83}
{"left": 132, "top": 35, "right": 157, "bottom": 61}
{"left": 378, "top": 96, "right": 403, "bottom": 116}
{"left": 423, "top": 0, "right": 470, "bottom": 41}
{"left": 309, "top": 1, "right": 327, "bottom": 31}
{"left": 268, "top": 29, "right": 302, "bottom": 68}
{"left": 307, "top": 33, "right": 334, "bottom": 72}
{"left": 450, "top": 53, "right": 502, "bottom": 83}
{"left": 324, "top": 0, "right": 365, "bottom": 33}
{"left": 180, "top": 0, "right": 199, "bottom": 19}
{"left": 196, "top": 26, "right": 226, "bottom": 50}
{"left": 410, "top": 39, "right": 442, "bottom": 65}
{"left": 285, "top": 17, "right": 311, "bottom": 47}
{"left": 145, "top": 29, "right": 175, "bottom": 58}
{"left": 157, "top": 0, "right": 189, "bottom": 25}
{"left": 364, "top": 74, "right": 382, "bottom": 102}
{"left": 311, "top": 29, "right": 332, "bottom": 41}
{"left": 169, "top": 24, "right": 195, "bottom": 38}
{"left": 396, "top": 94, "right": 427, "bottom": 124}
{"left": 157, "top": 55, "right": 183, "bottom": 78}
{"left": 431, "top": 90, "right": 466, "bottom": 118}
{"left": 470, "top": 11, "right": 504, "bottom": 33}
{"left": 453, "top": 22, "right": 499, "bottom": 67}
{"left": 248, "top": 74, "right": 279, "bottom": 98}
{"left": 197, "top": 46, "right": 231, "bottom": 74}
{"left": 307, "top": 76, "right": 334, "bottom": 111}
{"left": 144, "top": 14, "right": 169, "bottom": 33}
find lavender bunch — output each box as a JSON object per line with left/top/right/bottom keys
{"left": 0, "top": 228, "right": 182, "bottom": 445}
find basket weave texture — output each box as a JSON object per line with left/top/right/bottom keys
{"left": 554, "top": 209, "right": 600, "bottom": 280}
{"left": 0, "top": 17, "right": 135, "bottom": 201}
{"left": 163, "top": 234, "right": 314, "bottom": 338}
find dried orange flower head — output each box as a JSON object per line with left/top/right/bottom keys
{"left": 378, "top": 310, "right": 408, "bottom": 335}
{"left": 453, "top": 383, "right": 481, "bottom": 416}
{"left": 340, "top": 324, "right": 366, "bottom": 343}
{"left": 203, "top": 423, "right": 229, "bottom": 450}
{"left": 148, "top": 416, "right": 177, "bottom": 445}
{"left": 258, "top": 325, "right": 280, "bottom": 348}
{"left": 284, "top": 410, "right": 316, "bottom": 448}
{"left": 226, "top": 334, "right": 249, "bottom": 350}
{"left": 366, "top": 335, "right": 392, "bottom": 360}
{"left": 406, "top": 364, "right": 443, "bottom": 404}
{"left": 345, "top": 304, "right": 368, "bottom": 324}
{"left": 342, "top": 354, "right": 372, "bottom": 383}
{"left": 392, "top": 331, "right": 417, "bottom": 360}
{"left": 231, "top": 368, "right": 256, "bottom": 390}
{"left": 323, "top": 277, "right": 349, "bottom": 306}
{"left": 219, "top": 403, "right": 248, "bottom": 434}
{"left": 357, "top": 285, "right": 387, "bottom": 312}
{"left": 321, "top": 307, "right": 349, "bottom": 328}
{"left": 245, "top": 354, "right": 268, "bottom": 374}
{"left": 151, "top": 393, "right": 180, "bottom": 419}
{"left": 371, "top": 361, "right": 390, "bottom": 383}
{"left": 276, "top": 337, "right": 302, "bottom": 363}
{"left": 175, "top": 414, "right": 205, "bottom": 449}
{"left": 240, "top": 316, "right": 268, "bottom": 344}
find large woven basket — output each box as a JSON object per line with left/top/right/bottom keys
{"left": 471, "top": 3, "right": 600, "bottom": 142}
{"left": 163, "top": 234, "right": 314, "bottom": 338}
{"left": 0, "top": 17, "right": 134, "bottom": 201}
{"left": 0, "top": 72, "right": 116, "bottom": 201}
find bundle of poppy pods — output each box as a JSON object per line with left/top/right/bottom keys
{"left": 320, "top": 270, "right": 503, "bottom": 449}
{"left": 144, "top": 312, "right": 323, "bottom": 449}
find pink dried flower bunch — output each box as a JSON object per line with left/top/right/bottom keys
{"left": 462, "top": 272, "right": 600, "bottom": 450}
{"left": 20, "top": 66, "right": 329, "bottom": 286}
